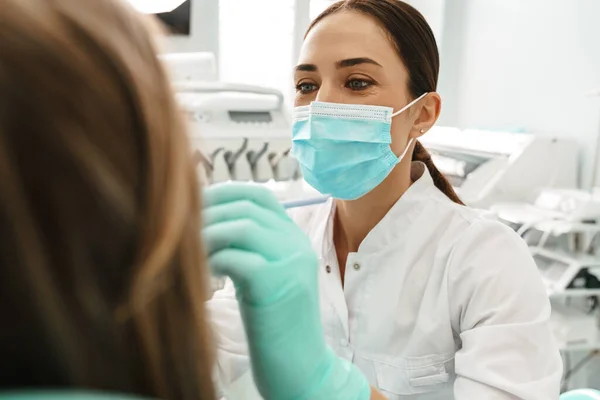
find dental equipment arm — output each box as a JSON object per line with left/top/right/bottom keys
{"left": 203, "top": 183, "right": 376, "bottom": 400}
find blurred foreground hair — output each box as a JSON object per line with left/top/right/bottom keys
{"left": 0, "top": 0, "right": 215, "bottom": 398}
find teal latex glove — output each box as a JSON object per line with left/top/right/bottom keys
{"left": 561, "top": 390, "right": 600, "bottom": 400}
{"left": 203, "top": 183, "right": 370, "bottom": 400}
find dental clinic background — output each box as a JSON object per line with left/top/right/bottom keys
{"left": 3, "top": 0, "right": 600, "bottom": 398}
{"left": 163, "top": 0, "right": 600, "bottom": 393}
{"left": 196, "top": 0, "right": 600, "bottom": 188}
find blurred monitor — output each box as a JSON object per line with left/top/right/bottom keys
{"left": 155, "top": 0, "right": 191, "bottom": 35}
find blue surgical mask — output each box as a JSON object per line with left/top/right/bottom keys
{"left": 291, "top": 93, "right": 428, "bottom": 200}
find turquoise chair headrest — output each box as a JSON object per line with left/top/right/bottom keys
{"left": 0, "top": 392, "right": 147, "bottom": 400}
{"left": 561, "top": 389, "right": 600, "bottom": 400}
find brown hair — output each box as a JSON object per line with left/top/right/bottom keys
{"left": 308, "top": 0, "right": 463, "bottom": 204}
{"left": 0, "top": 0, "right": 215, "bottom": 398}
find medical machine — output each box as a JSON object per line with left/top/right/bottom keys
{"left": 419, "top": 128, "right": 579, "bottom": 208}
{"left": 162, "top": 52, "right": 320, "bottom": 202}
{"left": 160, "top": 52, "right": 217, "bottom": 82}
{"left": 530, "top": 247, "right": 600, "bottom": 351}
{"left": 490, "top": 189, "right": 600, "bottom": 253}
{"left": 174, "top": 80, "right": 318, "bottom": 200}
{"left": 492, "top": 189, "right": 600, "bottom": 226}
{"left": 530, "top": 247, "right": 600, "bottom": 295}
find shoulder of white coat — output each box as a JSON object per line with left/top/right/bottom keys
{"left": 420, "top": 190, "right": 536, "bottom": 276}
{"left": 445, "top": 213, "right": 539, "bottom": 284}
{"left": 443, "top": 214, "right": 553, "bottom": 335}
{"left": 448, "top": 208, "right": 531, "bottom": 258}
{"left": 418, "top": 193, "right": 504, "bottom": 246}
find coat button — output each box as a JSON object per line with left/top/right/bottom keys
{"left": 325, "top": 265, "right": 331, "bottom": 273}
{"left": 353, "top": 263, "right": 361, "bottom": 271}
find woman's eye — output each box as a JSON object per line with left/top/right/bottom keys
{"left": 346, "top": 79, "right": 372, "bottom": 90}
{"left": 296, "top": 82, "right": 318, "bottom": 94}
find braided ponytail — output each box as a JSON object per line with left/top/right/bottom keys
{"left": 412, "top": 141, "right": 464, "bottom": 205}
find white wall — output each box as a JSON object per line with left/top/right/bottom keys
{"left": 405, "top": 0, "right": 447, "bottom": 48}
{"left": 438, "top": 0, "right": 600, "bottom": 188}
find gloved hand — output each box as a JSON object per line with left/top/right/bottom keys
{"left": 561, "top": 390, "right": 600, "bottom": 400}
{"left": 203, "top": 183, "right": 371, "bottom": 400}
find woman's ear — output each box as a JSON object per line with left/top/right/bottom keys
{"left": 410, "top": 92, "right": 441, "bottom": 138}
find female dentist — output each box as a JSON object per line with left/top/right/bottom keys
{"left": 205, "top": 0, "right": 563, "bottom": 399}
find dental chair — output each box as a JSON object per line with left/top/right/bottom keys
{"left": 561, "top": 389, "right": 600, "bottom": 399}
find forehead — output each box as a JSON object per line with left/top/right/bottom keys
{"left": 299, "top": 10, "right": 399, "bottom": 66}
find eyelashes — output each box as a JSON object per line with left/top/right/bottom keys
{"left": 295, "top": 78, "right": 375, "bottom": 95}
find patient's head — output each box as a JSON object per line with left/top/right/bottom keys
{"left": 0, "top": 0, "right": 214, "bottom": 398}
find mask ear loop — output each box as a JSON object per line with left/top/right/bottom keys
{"left": 391, "top": 92, "right": 428, "bottom": 161}
{"left": 398, "top": 137, "right": 415, "bottom": 161}
{"left": 391, "top": 92, "right": 429, "bottom": 117}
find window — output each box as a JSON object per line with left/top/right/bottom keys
{"left": 219, "top": 0, "right": 296, "bottom": 106}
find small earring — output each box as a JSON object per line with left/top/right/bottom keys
{"left": 420, "top": 129, "right": 425, "bottom": 133}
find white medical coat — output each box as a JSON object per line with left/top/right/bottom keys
{"left": 208, "top": 162, "right": 563, "bottom": 399}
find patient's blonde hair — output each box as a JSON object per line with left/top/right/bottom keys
{"left": 0, "top": 1, "right": 215, "bottom": 398}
